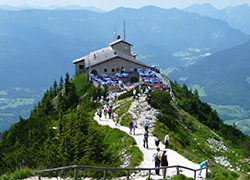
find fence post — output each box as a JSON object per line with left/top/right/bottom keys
{"left": 74, "top": 168, "right": 78, "bottom": 180}
{"left": 38, "top": 174, "right": 41, "bottom": 180}
{"left": 205, "top": 167, "right": 208, "bottom": 178}
{"left": 176, "top": 167, "right": 179, "bottom": 175}
{"left": 148, "top": 169, "right": 151, "bottom": 179}
{"left": 194, "top": 170, "right": 196, "bottom": 180}
{"left": 103, "top": 169, "right": 107, "bottom": 180}
{"left": 127, "top": 170, "right": 129, "bottom": 180}
{"left": 163, "top": 168, "right": 166, "bottom": 179}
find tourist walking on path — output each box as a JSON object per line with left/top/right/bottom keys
{"left": 133, "top": 88, "right": 136, "bottom": 99}
{"left": 128, "top": 119, "right": 133, "bottom": 135}
{"left": 114, "top": 112, "right": 119, "bottom": 125}
{"left": 143, "top": 131, "right": 148, "bottom": 149}
{"left": 154, "top": 134, "right": 160, "bottom": 149}
{"left": 161, "top": 150, "right": 168, "bottom": 177}
{"left": 108, "top": 99, "right": 113, "bottom": 108}
{"left": 133, "top": 118, "right": 137, "bottom": 135}
{"left": 198, "top": 159, "right": 209, "bottom": 178}
{"left": 147, "top": 94, "right": 152, "bottom": 105}
{"left": 140, "top": 85, "right": 143, "bottom": 95}
{"left": 155, "top": 148, "right": 161, "bottom": 175}
{"left": 108, "top": 107, "right": 112, "bottom": 119}
{"left": 97, "top": 108, "right": 102, "bottom": 121}
{"left": 104, "top": 108, "right": 107, "bottom": 119}
{"left": 164, "top": 132, "right": 169, "bottom": 149}
{"left": 144, "top": 120, "right": 150, "bottom": 132}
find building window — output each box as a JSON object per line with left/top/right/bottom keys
{"left": 79, "top": 65, "right": 84, "bottom": 69}
{"left": 111, "top": 68, "right": 115, "bottom": 72}
{"left": 104, "top": 68, "right": 108, "bottom": 72}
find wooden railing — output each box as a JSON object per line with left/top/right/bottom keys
{"left": 34, "top": 165, "right": 208, "bottom": 180}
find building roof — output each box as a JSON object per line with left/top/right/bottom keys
{"left": 109, "top": 38, "right": 133, "bottom": 46}
{"left": 73, "top": 43, "right": 147, "bottom": 68}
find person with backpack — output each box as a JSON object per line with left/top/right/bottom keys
{"left": 128, "top": 119, "right": 133, "bottom": 135}
{"left": 143, "top": 131, "right": 148, "bottom": 148}
{"left": 144, "top": 120, "right": 150, "bottom": 132}
{"left": 154, "top": 148, "right": 161, "bottom": 175}
{"left": 154, "top": 134, "right": 160, "bottom": 150}
{"left": 108, "top": 107, "right": 112, "bottom": 119}
{"left": 161, "top": 150, "right": 168, "bottom": 177}
{"left": 97, "top": 108, "right": 102, "bottom": 121}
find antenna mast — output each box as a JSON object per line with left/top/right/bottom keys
{"left": 124, "top": 20, "right": 126, "bottom": 41}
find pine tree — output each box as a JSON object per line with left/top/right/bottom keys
{"left": 53, "top": 79, "right": 58, "bottom": 96}
{"left": 59, "top": 76, "right": 64, "bottom": 91}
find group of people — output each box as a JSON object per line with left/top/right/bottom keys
{"left": 96, "top": 96, "right": 120, "bottom": 125}
{"left": 128, "top": 118, "right": 137, "bottom": 135}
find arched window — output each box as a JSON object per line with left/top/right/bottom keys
{"left": 91, "top": 70, "right": 98, "bottom": 76}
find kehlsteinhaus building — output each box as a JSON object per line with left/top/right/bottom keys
{"left": 73, "top": 37, "right": 148, "bottom": 83}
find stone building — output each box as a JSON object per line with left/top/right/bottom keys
{"left": 73, "top": 37, "right": 148, "bottom": 83}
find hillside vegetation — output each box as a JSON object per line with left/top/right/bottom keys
{"left": 0, "top": 73, "right": 250, "bottom": 179}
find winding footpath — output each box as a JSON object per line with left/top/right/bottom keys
{"left": 94, "top": 96, "right": 207, "bottom": 180}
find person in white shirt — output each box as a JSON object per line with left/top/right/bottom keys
{"left": 133, "top": 118, "right": 137, "bottom": 135}
{"left": 108, "top": 99, "right": 113, "bottom": 108}
{"left": 133, "top": 89, "right": 136, "bottom": 99}
{"left": 164, "top": 132, "right": 169, "bottom": 149}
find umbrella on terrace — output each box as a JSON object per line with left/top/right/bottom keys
{"left": 100, "top": 74, "right": 108, "bottom": 78}
{"left": 155, "top": 85, "right": 161, "bottom": 89}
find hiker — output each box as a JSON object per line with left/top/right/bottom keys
{"left": 106, "top": 96, "right": 109, "bottom": 107}
{"left": 198, "top": 159, "right": 209, "bottom": 178}
{"left": 108, "top": 107, "right": 112, "bottom": 119}
{"left": 154, "top": 148, "right": 161, "bottom": 175}
{"left": 143, "top": 131, "right": 148, "bottom": 148}
{"left": 164, "top": 132, "right": 169, "bottom": 149}
{"left": 140, "top": 85, "right": 143, "bottom": 94}
{"left": 154, "top": 134, "right": 160, "bottom": 149}
{"left": 144, "top": 120, "right": 150, "bottom": 132}
{"left": 114, "top": 112, "right": 118, "bottom": 125}
{"left": 128, "top": 119, "right": 133, "bottom": 134}
{"left": 108, "top": 99, "right": 113, "bottom": 108}
{"left": 135, "top": 94, "right": 139, "bottom": 102}
{"left": 97, "top": 108, "right": 102, "bottom": 121}
{"left": 161, "top": 150, "right": 168, "bottom": 177}
{"left": 148, "top": 86, "right": 152, "bottom": 93}
{"left": 133, "top": 88, "right": 136, "bottom": 99}
{"left": 147, "top": 94, "right": 152, "bottom": 105}
{"left": 133, "top": 118, "right": 137, "bottom": 135}
{"left": 104, "top": 107, "right": 107, "bottom": 119}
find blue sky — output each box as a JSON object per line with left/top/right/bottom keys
{"left": 0, "top": 0, "right": 250, "bottom": 11}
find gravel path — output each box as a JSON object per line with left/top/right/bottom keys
{"left": 93, "top": 97, "right": 207, "bottom": 180}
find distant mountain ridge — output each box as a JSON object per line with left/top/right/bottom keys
{"left": 168, "top": 39, "right": 250, "bottom": 109}
{"left": 184, "top": 3, "right": 250, "bottom": 34}
{"left": 0, "top": 4, "right": 105, "bottom": 13}
{"left": 0, "top": 6, "right": 249, "bottom": 90}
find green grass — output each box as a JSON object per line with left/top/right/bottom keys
{"left": 209, "top": 103, "right": 247, "bottom": 119}
{"left": 0, "top": 98, "right": 34, "bottom": 109}
{"left": 246, "top": 76, "right": 250, "bottom": 84}
{"left": 0, "top": 90, "right": 7, "bottom": 95}
{"left": 0, "top": 167, "right": 34, "bottom": 180}
{"left": 0, "top": 113, "right": 14, "bottom": 116}
{"left": 190, "top": 84, "right": 207, "bottom": 96}
{"left": 173, "top": 51, "right": 192, "bottom": 57}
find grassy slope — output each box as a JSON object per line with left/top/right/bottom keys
{"left": 1, "top": 73, "right": 249, "bottom": 179}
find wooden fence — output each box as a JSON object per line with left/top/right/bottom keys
{"left": 34, "top": 165, "right": 208, "bottom": 180}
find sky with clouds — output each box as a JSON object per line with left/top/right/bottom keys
{"left": 0, "top": 0, "right": 250, "bottom": 11}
